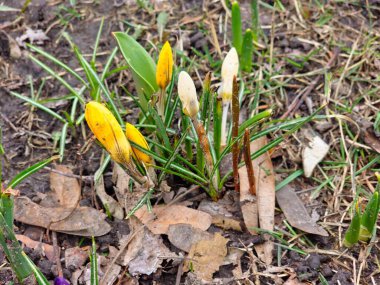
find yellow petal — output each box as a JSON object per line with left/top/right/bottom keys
{"left": 221, "top": 47, "right": 239, "bottom": 102}
{"left": 178, "top": 71, "right": 199, "bottom": 118}
{"left": 85, "top": 101, "right": 131, "bottom": 165}
{"left": 125, "top": 123, "right": 152, "bottom": 164}
{"left": 156, "top": 41, "right": 173, "bottom": 90}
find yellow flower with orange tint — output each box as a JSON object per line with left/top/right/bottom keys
{"left": 156, "top": 41, "right": 173, "bottom": 90}
{"left": 125, "top": 123, "right": 152, "bottom": 164}
{"left": 85, "top": 101, "right": 132, "bottom": 165}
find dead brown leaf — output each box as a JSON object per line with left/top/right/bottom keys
{"left": 250, "top": 136, "right": 276, "bottom": 265}
{"left": 363, "top": 128, "right": 380, "bottom": 154}
{"left": 50, "top": 165, "right": 81, "bottom": 208}
{"left": 14, "top": 197, "right": 111, "bottom": 236}
{"left": 183, "top": 233, "right": 228, "bottom": 282}
{"left": 276, "top": 185, "right": 328, "bottom": 236}
{"left": 198, "top": 199, "right": 242, "bottom": 231}
{"left": 121, "top": 217, "right": 175, "bottom": 276}
{"left": 65, "top": 247, "right": 89, "bottom": 269}
{"left": 16, "top": 234, "right": 55, "bottom": 261}
{"left": 134, "top": 204, "right": 212, "bottom": 235}
{"left": 167, "top": 224, "right": 213, "bottom": 252}
{"left": 238, "top": 164, "right": 258, "bottom": 234}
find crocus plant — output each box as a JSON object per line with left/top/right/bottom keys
{"left": 219, "top": 47, "right": 239, "bottom": 148}
{"left": 85, "top": 101, "right": 153, "bottom": 188}
{"left": 156, "top": 41, "right": 173, "bottom": 118}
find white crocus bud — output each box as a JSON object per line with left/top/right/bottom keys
{"left": 220, "top": 47, "right": 239, "bottom": 103}
{"left": 178, "top": 71, "right": 199, "bottom": 118}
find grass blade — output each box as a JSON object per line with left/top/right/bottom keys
{"left": 10, "top": 92, "right": 67, "bottom": 123}
{"left": 22, "top": 252, "right": 50, "bottom": 285}
{"left": 26, "top": 44, "right": 87, "bottom": 87}
{"left": 7, "top": 156, "right": 59, "bottom": 189}
{"left": 0, "top": 212, "right": 32, "bottom": 282}
{"left": 28, "top": 55, "right": 85, "bottom": 104}
{"left": 91, "top": 237, "right": 99, "bottom": 285}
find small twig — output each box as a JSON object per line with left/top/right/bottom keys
{"left": 231, "top": 76, "right": 240, "bottom": 192}
{"left": 243, "top": 130, "right": 256, "bottom": 195}
{"left": 52, "top": 231, "right": 63, "bottom": 278}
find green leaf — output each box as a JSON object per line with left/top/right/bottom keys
{"left": 90, "top": 237, "right": 99, "bottom": 285}
{"left": 0, "top": 213, "right": 33, "bottom": 282}
{"left": 241, "top": 29, "right": 254, "bottom": 72}
{"left": 10, "top": 92, "right": 67, "bottom": 123}
{"left": 359, "top": 191, "right": 379, "bottom": 242}
{"left": 343, "top": 203, "right": 361, "bottom": 247}
{"left": 251, "top": 0, "right": 260, "bottom": 42}
{"left": 7, "top": 156, "right": 59, "bottom": 189}
{"left": 22, "top": 252, "right": 50, "bottom": 285}
{"left": 231, "top": 1, "right": 242, "bottom": 55}
{"left": 213, "top": 96, "right": 222, "bottom": 160}
{"left": 26, "top": 44, "right": 88, "bottom": 87}
{"left": 114, "top": 32, "right": 158, "bottom": 112}
{"left": 147, "top": 104, "right": 171, "bottom": 150}
{"left": 157, "top": 12, "right": 169, "bottom": 41}
{"left": 28, "top": 55, "right": 85, "bottom": 104}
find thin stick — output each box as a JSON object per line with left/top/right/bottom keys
{"left": 243, "top": 129, "right": 256, "bottom": 195}
{"left": 231, "top": 76, "right": 240, "bottom": 192}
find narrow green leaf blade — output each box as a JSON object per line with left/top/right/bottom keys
{"left": 241, "top": 29, "right": 254, "bottom": 72}
{"left": 7, "top": 156, "right": 59, "bottom": 189}
{"left": 231, "top": 1, "right": 242, "bottom": 55}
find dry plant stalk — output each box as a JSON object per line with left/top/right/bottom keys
{"left": 243, "top": 129, "right": 256, "bottom": 195}
{"left": 193, "top": 118, "right": 218, "bottom": 191}
{"left": 231, "top": 76, "right": 240, "bottom": 192}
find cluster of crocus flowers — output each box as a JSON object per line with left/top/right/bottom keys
{"left": 85, "top": 101, "right": 153, "bottom": 188}
{"left": 177, "top": 71, "right": 218, "bottom": 191}
{"left": 219, "top": 47, "right": 239, "bottom": 147}
{"left": 156, "top": 41, "right": 173, "bottom": 118}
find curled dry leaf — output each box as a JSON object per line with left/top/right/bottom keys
{"left": 183, "top": 233, "right": 228, "bottom": 282}
{"left": 238, "top": 164, "right": 258, "bottom": 234}
{"left": 302, "top": 131, "right": 329, "bottom": 178}
{"left": 276, "top": 185, "right": 328, "bottom": 236}
{"left": 134, "top": 204, "right": 212, "bottom": 235}
{"left": 95, "top": 175, "right": 124, "bottom": 220}
{"left": 240, "top": 136, "right": 275, "bottom": 265}
{"left": 16, "top": 234, "right": 55, "bottom": 261}
{"left": 14, "top": 197, "right": 111, "bottom": 236}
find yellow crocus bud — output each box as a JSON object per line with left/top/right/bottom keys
{"left": 85, "top": 101, "right": 132, "bottom": 165}
{"left": 125, "top": 123, "right": 152, "bottom": 164}
{"left": 178, "top": 71, "right": 199, "bottom": 118}
{"left": 156, "top": 41, "right": 173, "bottom": 90}
{"left": 220, "top": 47, "right": 239, "bottom": 102}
